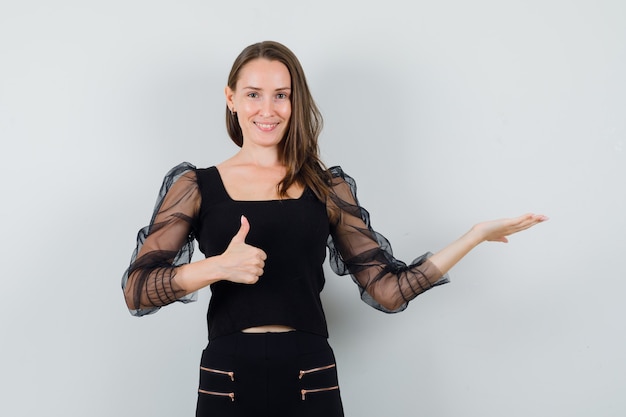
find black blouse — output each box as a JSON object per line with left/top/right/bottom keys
{"left": 122, "top": 162, "right": 449, "bottom": 335}
{"left": 194, "top": 166, "right": 330, "bottom": 339}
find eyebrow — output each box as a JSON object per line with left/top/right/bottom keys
{"left": 241, "top": 86, "right": 291, "bottom": 91}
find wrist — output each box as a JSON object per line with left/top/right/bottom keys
{"left": 464, "top": 226, "right": 486, "bottom": 247}
{"left": 177, "top": 258, "right": 223, "bottom": 292}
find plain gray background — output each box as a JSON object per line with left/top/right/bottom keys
{"left": 1, "top": 1, "right": 625, "bottom": 416}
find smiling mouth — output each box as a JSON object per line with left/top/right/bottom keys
{"left": 254, "top": 122, "right": 278, "bottom": 131}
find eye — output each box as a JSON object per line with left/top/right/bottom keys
{"left": 247, "top": 92, "right": 259, "bottom": 99}
{"left": 276, "top": 92, "right": 289, "bottom": 100}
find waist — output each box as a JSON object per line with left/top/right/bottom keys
{"left": 242, "top": 324, "right": 296, "bottom": 333}
{"left": 206, "top": 329, "right": 330, "bottom": 360}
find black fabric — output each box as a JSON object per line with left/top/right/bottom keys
{"left": 196, "top": 331, "right": 344, "bottom": 417}
{"left": 325, "top": 166, "right": 450, "bottom": 312}
{"left": 195, "top": 167, "right": 330, "bottom": 340}
{"left": 121, "top": 163, "right": 198, "bottom": 316}
{"left": 121, "top": 162, "right": 449, "bottom": 322}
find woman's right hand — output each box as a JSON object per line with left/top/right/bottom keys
{"left": 217, "top": 215, "right": 267, "bottom": 284}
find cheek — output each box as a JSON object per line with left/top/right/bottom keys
{"left": 279, "top": 102, "right": 292, "bottom": 118}
{"left": 239, "top": 101, "right": 257, "bottom": 113}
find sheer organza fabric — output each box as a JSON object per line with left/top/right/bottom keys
{"left": 121, "top": 163, "right": 449, "bottom": 317}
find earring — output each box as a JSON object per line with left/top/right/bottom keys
{"left": 230, "top": 108, "right": 236, "bottom": 116}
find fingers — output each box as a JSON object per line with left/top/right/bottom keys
{"left": 514, "top": 213, "right": 549, "bottom": 231}
{"left": 501, "top": 213, "right": 548, "bottom": 239}
{"left": 521, "top": 213, "right": 549, "bottom": 223}
{"left": 476, "top": 213, "right": 548, "bottom": 243}
{"left": 230, "top": 215, "right": 250, "bottom": 244}
{"left": 222, "top": 215, "right": 267, "bottom": 284}
{"left": 233, "top": 247, "right": 267, "bottom": 284}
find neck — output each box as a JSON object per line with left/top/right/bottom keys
{"left": 236, "top": 144, "right": 283, "bottom": 168}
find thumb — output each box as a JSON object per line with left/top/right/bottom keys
{"left": 230, "top": 215, "right": 250, "bottom": 244}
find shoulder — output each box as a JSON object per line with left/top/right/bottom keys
{"left": 327, "top": 165, "right": 344, "bottom": 178}
{"left": 192, "top": 165, "right": 219, "bottom": 186}
{"left": 326, "top": 165, "right": 357, "bottom": 192}
{"left": 163, "top": 163, "right": 220, "bottom": 183}
{"left": 163, "top": 161, "right": 197, "bottom": 178}
{"left": 324, "top": 166, "right": 362, "bottom": 218}
{"left": 150, "top": 162, "right": 203, "bottom": 217}
{"left": 156, "top": 162, "right": 202, "bottom": 196}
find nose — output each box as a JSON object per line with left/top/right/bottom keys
{"left": 260, "top": 98, "right": 274, "bottom": 117}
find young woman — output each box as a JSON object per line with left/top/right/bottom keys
{"left": 122, "top": 40, "right": 547, "bottom": 417}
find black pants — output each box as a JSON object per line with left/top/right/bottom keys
{"left": 195, "top": 331, "right": 344, "bottom": 417}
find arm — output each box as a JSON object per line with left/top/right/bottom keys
{"left": 427, "top": 213, "right": 548, "bottom": 276}
{"left": 175, "top": 214, "right": 266, "bottom": 292}
{"left": 326, "top": 167, "right": 547, "bottom": 313}
{"left": 122, "top": 165, "right": 266, "bottom": 316}
{"left": 121, "top": 165, "right": 200, "bottom": 315}
{"left": 326, "top": 167, "right": 448, "bottom": 312}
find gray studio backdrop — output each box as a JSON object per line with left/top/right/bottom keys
{"left": 1, "top": 1, "right": 624, "bottom": 416}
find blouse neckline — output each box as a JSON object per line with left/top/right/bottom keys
{"left": 210, "top": 166, "right": 308, "bottom": 203}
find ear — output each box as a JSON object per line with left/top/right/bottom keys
{"left": 225, "top": 86, "right": 235, "bottom": 110}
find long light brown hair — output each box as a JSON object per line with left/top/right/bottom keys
{"left": 225, "top": 40, "right": 331, "bottom": 201}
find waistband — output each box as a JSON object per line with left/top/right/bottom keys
{"left": 206, "top": 330, "right": 329, "bottom": 360}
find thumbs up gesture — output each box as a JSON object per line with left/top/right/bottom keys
{"left": 219, "top": 215, "right": 267, "bottom": 284}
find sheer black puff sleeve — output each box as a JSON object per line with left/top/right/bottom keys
{"left": 121, "top": 162, "right": 200, "bottom": 316}
{"left": 326, "top": 167, "right": 450, "bottom": 313}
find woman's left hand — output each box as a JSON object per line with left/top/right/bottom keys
{"left": 471, "top": 213, "right": 549, "bottom": 243}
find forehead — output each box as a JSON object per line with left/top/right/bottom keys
{"left": 236, "top": 58, "right": 291, "bottom": 89}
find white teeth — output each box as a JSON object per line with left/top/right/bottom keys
{"left": 256, "top": 123, "right": 276, "bottom": 129}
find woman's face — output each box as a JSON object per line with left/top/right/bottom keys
{"left": 226, "top": 58, "right": 292, "bottom": 149}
